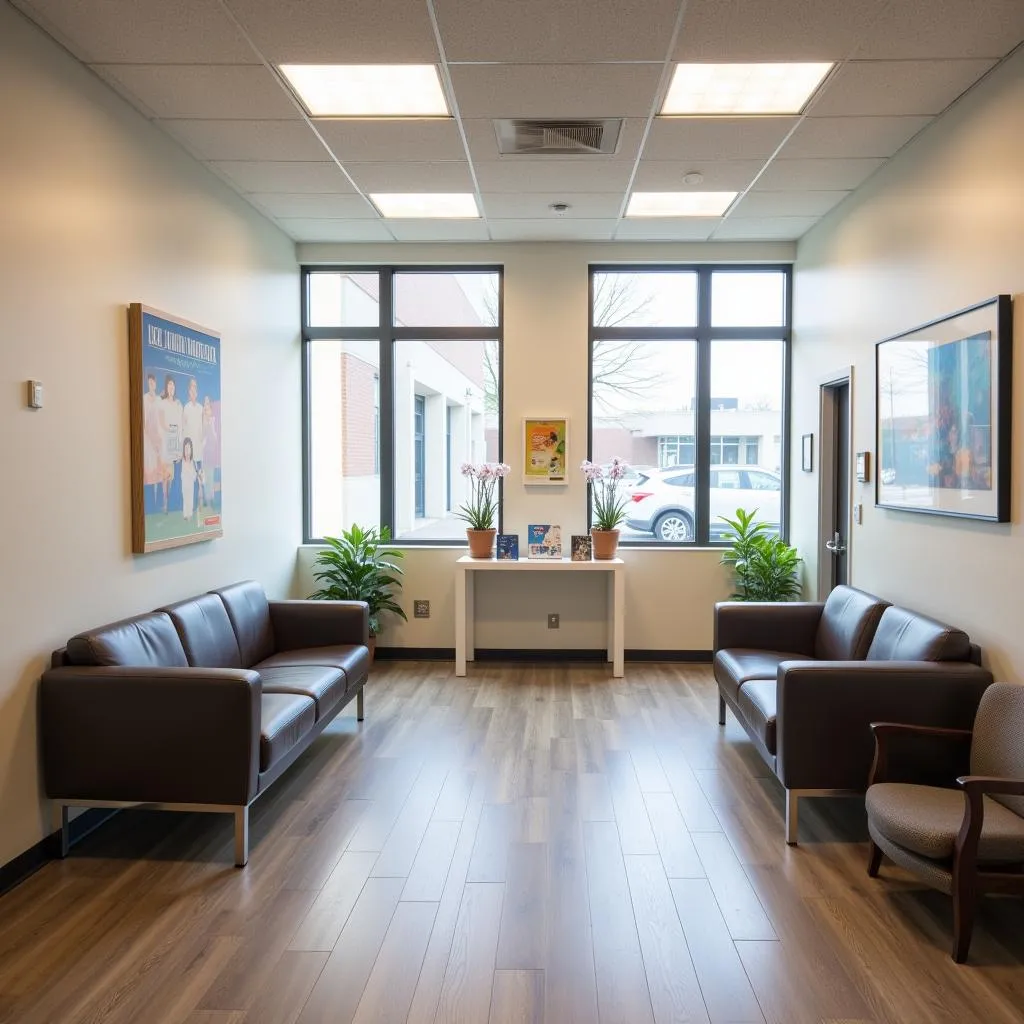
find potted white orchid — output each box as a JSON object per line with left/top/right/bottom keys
{"left": 581, "top": 457, "right": 630, "bottom": 559}
{"left": 456, "top": 461, "right": 511, "bottom": 558}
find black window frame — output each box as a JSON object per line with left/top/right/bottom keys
{"left": 302, "top": 265, "right": 504, "bottom": 545}
{"left": 587, "top": 263, "right": 792, "bottom": 547}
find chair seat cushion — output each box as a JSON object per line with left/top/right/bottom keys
{"left": 260, "top": 693, "right": 315, "bottom": 771}
{"left": 714, "top": 649, "right": 812, "bottom": 702}
{"left": 259, "top": 665, "right": 346, "bottom": 721}
{"left": 866, "top": 782, "right": 1024, "bottom": 863}
{"left": 737, "top": 680, "right": 777, "bottom": 754}
{"left": 257, "top": 645, "right": 370, "bottom": 689}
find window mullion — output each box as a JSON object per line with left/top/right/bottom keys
{"left": 695, "top": 269, "right": 712, "bottom": 546}
{"left": 379, "top": 269, "right": 395, "bottom": 535}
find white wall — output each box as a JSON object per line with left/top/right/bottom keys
{"left": 0, "top": 3, "right": 300, "bottom": 866}
{"left": 792, "top": 49, "right": 1024, "bottom": 682}
{"left": 297, "top": 240, "right": 794, "bottom": 652}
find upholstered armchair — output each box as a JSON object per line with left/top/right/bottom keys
{"left": 865, "top": 682, "right": 1024, "bottom": 962}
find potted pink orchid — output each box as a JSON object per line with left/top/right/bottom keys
{"left": 456, "top": 461, "right": 511, "bottom": 558}
{"left": 581, "top": 457, "right": 630, "bottom": 559}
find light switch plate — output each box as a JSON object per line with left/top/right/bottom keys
{"left": 26, "top": 379, "right": 43, "bottom": 409}
{"left": 853, "top": 503, "right": 863, "bottom": 524}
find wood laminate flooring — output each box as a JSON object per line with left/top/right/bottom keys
{"left": 2, "top": 662, "right": 1023, "bottom": 1023}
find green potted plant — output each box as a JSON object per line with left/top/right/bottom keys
{"left": 719, "top": 507, "right": 802, "bottom": 601}
{"left": 455, "top": 462, "right": 511, "bottom": 558}
{"left": 581, "top": 457, "right": 630, "bottom": 559}
{"left": 310, "top": 524, "right": 407, "bottom": 658}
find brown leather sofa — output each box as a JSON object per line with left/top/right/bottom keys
{"left": 714, "top": 585, "right": 993, "bottom": 844}
{"left": 40, "top": 580, "right": 370, "bottom": 866}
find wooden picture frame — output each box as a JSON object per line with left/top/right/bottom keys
{"left": 875, "top": 295, "right": 1012, "bottom": 522}
{"left": 523, "top": 417, "right": 568, "bottom": 484}
{"left": 129, "top": 303, "right": 223, "bottom": 553}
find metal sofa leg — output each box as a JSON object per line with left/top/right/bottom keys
{"left": 785, "top": 790, "right": 799, "bottom": 845}
{"left": 234, "top": 806, "right": 249, "bottom": 867}
{"left": 718, "top": 694, "right": 726, "bottom": 726}
{"left": 357, "top": 688, "right": 364, "bottom": 722}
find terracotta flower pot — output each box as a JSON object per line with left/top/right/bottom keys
{"left": 591, "top": 528, "right": 620, "bottom": 560}
{"left": 467, "top": 528, "right": 497, "bottom": 558}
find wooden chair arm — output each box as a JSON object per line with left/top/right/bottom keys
{"left": 871, "top": 722, "right": 974, "bottom": 738}
{"left": 956, "top": 775, "right": 1024, "bottom": 797}
{"left": 868, "top": 724, "right": 973, "bottom": 787}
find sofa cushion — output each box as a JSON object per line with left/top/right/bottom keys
{"left": 260, "top": 693, "right": 316, "bottom": 771}
{"left": 866, "top": 605, "right": 970, "bottom": 663}
{"left": 815, "top": 585, "right": 888, "bottom": 661}
{"left": 866, "top": 782, "right": 1024, "bottom": 863}
{"left": 161, "top": 593, "right": 241, "bottom": 669}
{"left": 213, "top": 581, "right": 275, "bottom": 668}
{"left": 714, "top": 649, "right": 812, "bottom": 702}
{"left": 66, "top": 612, "right": 188, "bottom": 668}
{"left": 257, "top": 645, "right": 371, "bottom": 690}
{"left": 737, "top": 680, "right": 777, "bottom": 754}
{"left": 260, "top": 665, "right": 347, "bottom": 721}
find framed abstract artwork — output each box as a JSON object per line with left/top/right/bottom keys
{"left": 875, "top": 295, "right": 1012, "bottom": 521}
{"left": 128, "top": 304, "right": 223, "bottom": 553}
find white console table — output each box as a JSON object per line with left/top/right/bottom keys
{"left": 455, "top": 555, "right": 625, "bottom": 677}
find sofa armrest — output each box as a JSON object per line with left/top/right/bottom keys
{"left": 714, "top": 601, "right": 824, "bottom": 656}
{"left": 776, "top": 661, "right": 991, "bottom": 791}
{"left": 41, "top": 666, "right": 262, "bottom": 806}
{"left": 269, "top": 600, "right": 369, "bottom": 651}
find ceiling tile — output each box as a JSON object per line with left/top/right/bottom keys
{"left": 754, "top": 157, "right": 884, "bottom": 191}
{"left": 780, "top": 115, "right": 932, "bottom": 159}
{"left": 730, "top": 190, "right": 849, "bottom": 217}
{"left": 474, "top": 160, "right": 636, "bottom": 193}
{"left": 673, "top": 0, "right": 889, "bottom": 61}
{"left": 633, "top": 159, "right": 764, "bottom": 190}
{"left": 614, "top": 219, "right": 717, "bottom": 241}
{"left": 345, "top": 162, "right": 475, "bottom": 192}
{"left": 222, "top": 0, "right": 439, "bottom": 62}
{"left": 712, "top": 216, "right": 821, "bottom": 240}
{"left": 93, "top": 65, "right": 299, "bottom": 120}
{"left": 161, "top": 119, "right": 328, "bottom": 161}
{"left": 246, "top": 194, "right": 379, "bottom": 219}
{"left": 489, "top": 219, "right": 617, "bottom": 241}
{"left": 314, "top": 119, "right": 466, "bottom": 163}
{"left": 481, "top": 193, "right": 625, "bottom": 218}
{"left": 211, "top": 161, "right": 355, "bottom": 193}
{"left": 644, "top": 117, "right": 798, "bottom": 162}
{"left": 853, "top": 1, "right": 1024, "bottom": 59}
{"left": 810, "top": 59, "right": 997, "bottom": 117}
{"left": 387, "top": 220, "right": 491, "bottom": 241}
{"left": 462, "top": 117, "right": 645, "bottom": 165}
{"left": 450, "top": 64, "right": 663, "bottom": 118}
{"left": 14, "top": 0, "right": 258, "bottom": 63}
{"left": 436, "top": 0, "right": 681, "bottom": 62}
{"left": 276, "top": 219, "right": 394, "bottom": 242}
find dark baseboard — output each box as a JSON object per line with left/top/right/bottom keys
{"left": 0, "top": 808, "right": 117, "bottom": 897}
{"left": 376, "top": 647, "right": 712, "bottom": 663}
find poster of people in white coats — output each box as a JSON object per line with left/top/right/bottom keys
{"left": 129, "top": 304, "right": 223, "bottom": 553}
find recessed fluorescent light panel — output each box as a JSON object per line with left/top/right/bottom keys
{"left": 626, "top": 192, "right": 737, "bottom": 217}
{"left": 279, "top": 64, "right": 449, "bottom": 117}
{"left": 370, "top": 193, "right": 480, "bottom": 219}
{"left": 661, "top": 63, "right": 833, "bottom": 115}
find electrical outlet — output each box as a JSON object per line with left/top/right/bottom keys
{"left": 413, "top": 600, "right": 430, "bottom": 619}
{"left": 547, "top": 613, "right": 560, "bottom": 629}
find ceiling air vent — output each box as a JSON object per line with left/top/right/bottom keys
{"left": 494, "top": 119, "right": 622, "bottom": 156}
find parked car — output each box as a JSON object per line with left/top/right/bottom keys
{"left": 624, "top": 465, "right": 782, "bottom": 542}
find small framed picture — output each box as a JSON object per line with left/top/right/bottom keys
{"left": 528, "top": 524, "right": 562, "bottom": 558}
{"left": 856, "top": 451, "right": 871, "bottom": 483}
{"left": 496, "top": 534, "right": 519, "bottom": 560}
{"left": 571, "top": 535, "right": 593, "bottom": 561}
{"left": 523, "top": 418, "right": 568, "bottom": 484}
{"left": 801, "top": 433, "right": 814, "bottom": 473}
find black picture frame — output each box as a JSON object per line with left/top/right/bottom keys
{"left": 875, "top": 295, "right": 1012, "bottom": 522}
{"left": 801, "top": 433, "right": 814, "bottom": 472}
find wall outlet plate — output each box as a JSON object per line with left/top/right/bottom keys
{"left": 547, "top": 613, "right": 560, "bottom": 629}
{"left": 413, "top": 600, "right": 430, "bottom": 619}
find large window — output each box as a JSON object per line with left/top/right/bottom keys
{"left": 589, "top": 266, "right": 790, "bottom": 545}
{"left": 304, "top": 268, "right": 502, "bottom": 543}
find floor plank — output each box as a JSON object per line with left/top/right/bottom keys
{"left": 488, "top": 969, "right": 545, "bottom": 1024}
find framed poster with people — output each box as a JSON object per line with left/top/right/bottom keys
{"left": 523, "top": 417, "right": 568, "bottom": 484}
{"left": 128, "top": 303, "right": 223, "bottom": 553}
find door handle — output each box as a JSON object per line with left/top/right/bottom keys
{"left": 825, "top": 531, "right": 846, "bottom": 556}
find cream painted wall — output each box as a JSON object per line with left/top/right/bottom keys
{"left": 297, "top": 240, "right": 795, "bottom": 653}
{"left": 792, "top": 49, "right": 1024, "bottom": 682}
{"left": 0, "top": 4, "right": 300, "bottom": 865}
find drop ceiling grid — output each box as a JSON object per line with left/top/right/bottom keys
{"left": 8, "top": 0, "right": 1024, "bottom": 242}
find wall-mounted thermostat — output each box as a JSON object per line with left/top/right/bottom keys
{"left": 26, "top": 380, "right": 43, "bottom": 409}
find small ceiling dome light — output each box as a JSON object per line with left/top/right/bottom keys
{"left": 549, "top": 202, "right": 571, "bottom": 215}
{"left": 682, "top": 171, "right": 704, "bottom": 185}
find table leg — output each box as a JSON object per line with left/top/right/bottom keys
{"left": 466, "top": 570, "right": 475, "bottom": 662}
{"left": 612, "top": 568, "right": 625, "bottom": 677}
{"left": 455, "top": 566, "right": 467, "bottom": 676}
{"left": 606, "top": 571, "right": 614, "bottom": 664}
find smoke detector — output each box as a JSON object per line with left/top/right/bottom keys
{"left": 549, "top": 202, "right": 571, "bottom": 216}
{"left": 682, "top": 171, "right": 704, "bottom": 185}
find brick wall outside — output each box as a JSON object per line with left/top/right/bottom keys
{"left": 341, "top": 353, "right": 377, "bottom": 477}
